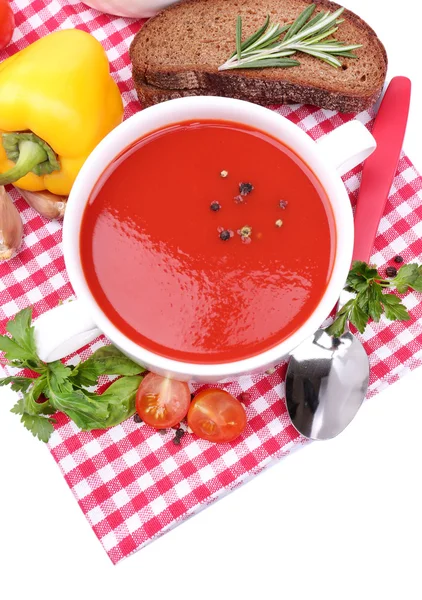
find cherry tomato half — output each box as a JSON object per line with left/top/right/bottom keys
{"left": 136, "top": 373, "right": 190, "bottom": 429}
{"left": 0, "top": 1, "right": 15, "bottom": 51}
{"left": 188, "top": 389, "right": 247, "bottom": 443}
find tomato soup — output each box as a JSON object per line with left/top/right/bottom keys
{"left": 80, "top": 120, "right": 335, "bottom": 364}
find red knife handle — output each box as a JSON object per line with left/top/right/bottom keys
{"left": 352, "top": 76, "right": 411, "bottom": 263}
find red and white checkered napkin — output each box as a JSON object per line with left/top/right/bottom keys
{"left": 1, "top": 1, "right": 422, "bottom": 564}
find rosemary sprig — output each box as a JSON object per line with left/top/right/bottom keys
{"left": 219, "top": 3, "right": 362, "bottom": 71}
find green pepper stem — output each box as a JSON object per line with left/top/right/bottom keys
{"left": 0, "top": 140, "right": 48, "bottom": 185}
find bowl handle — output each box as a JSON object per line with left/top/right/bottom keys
{"left": 33, "top": 300, "right": 101, "bottom": 362}
{"left": 316, "top": 120, "right": 376, "bottom": 176}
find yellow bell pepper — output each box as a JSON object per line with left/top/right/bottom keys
{"left": 0, "top": 29, "right": 123, "bottom": 195}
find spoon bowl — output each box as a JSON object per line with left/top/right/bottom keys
{"left": 285, "top": 327, "right": 369, "bottom": 440}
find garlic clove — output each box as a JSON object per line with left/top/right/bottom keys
{"left": 0, "top": 185, "right": 23, "bottom": 261}
{"left": 17, "top": 188, "right": 67, "bottom": 220}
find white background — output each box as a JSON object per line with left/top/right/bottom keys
{"left": 1, "top": 1, "right": 421, "bottom": 599}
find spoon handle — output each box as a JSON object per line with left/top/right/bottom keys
{"left": 352, "top": 76, "right": 411, "bottom": 263}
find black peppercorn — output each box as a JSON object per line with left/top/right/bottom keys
{"left": 172, "top": 436, "right": 181, "bottom": 446}
{"left": 239, "top": 182, "right": 254, "bottom": 196}
{"left": 190, "top": 393, "right": 195, "bottom": 401}
{"left": 394, "top": 255, "right": 404, "bottom": 263}
{"left": 133, "top": 414, "right": 143, "bottom": 423}
{"left": 386, "top": 266, "right": 397, "bottom": 278}
{"left": 210, "top": 201, "right": 221, "bottom": 212}
{"left": 220, "top": 230, "right": 231, "bottom": 241}
{"left": 239, "top": 392, "right": 251, "bottom": 403}
{"left": 279, "top": 200, "right": 288, "bottom": 209}
{"left": 175, "top": 428, "right": 185, "bottom": 438}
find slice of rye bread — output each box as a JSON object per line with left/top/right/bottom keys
{"left": 129, "top": 0, "right": 387, "bottom": 113}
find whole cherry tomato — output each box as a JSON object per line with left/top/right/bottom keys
{"left": 188, "top": 389, "right": 247, "bottom": 443}
{"left": 136, "top": 373, "right": 190, "bottom": 429}
{"left": 0, "top": 0, "right": 14, "bottom": 50}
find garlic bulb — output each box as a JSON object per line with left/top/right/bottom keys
{"left": 0, "top": 186, "right": 23, "bottom": 260}
{"left": 17, "top": 188, "right": 67, "bottom": 220}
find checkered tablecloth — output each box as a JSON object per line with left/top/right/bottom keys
{"left": 1, "top": 0, "right": 422, "bottom": 564}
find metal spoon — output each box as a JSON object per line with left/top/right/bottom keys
{"left": 285, "top": 76, "right": 412, "bottom": 440}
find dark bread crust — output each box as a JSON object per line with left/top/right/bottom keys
{"left": 133, "top": 75, "right": 382, "bottom": 113}
{"left": 130, "top": 0, "right": 387, "bottom": 113}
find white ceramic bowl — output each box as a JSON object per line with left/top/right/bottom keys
{"left": 33, "top": 97, "right": 376, "bottom": 382}
{"left": 81, "top": 0, "right": 180, "bottom": 18}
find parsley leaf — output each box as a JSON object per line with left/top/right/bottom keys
{"left": 346, "top": 261, "right": 379, "bottom": 292}
{"left": 45, "top": 371, "right": 110, "bottom": 429}
{"left": 10, "top": 398, "right": 25, "bottom": 415}
{"left": 349, "top": 301, "right": 369, "bottom": 334}
{"left": 325, "top": 299, "right": 354, "bottom": 337}
{"left": 381, "top": 294, "right": 410, "bottom": 322}
{"left": 99, "top": 376, "right": 143, "bottom": 428}
{"left": 2, "top": 308, "right": 146, "bottom": 443}
{"left": 390, "top": 263, "right": 422, "bottom": 293}
{"left": 20, "top": 413, "right": 56, "bottom": 443}
{"left": 0, "top": 308, "right": 45, "bottom": 372}
{"left": 70, "top": 346, "right": 144, "bottom": 387}
{"left": 327, "top": 260, "right": 417, "bottom": 337}
{"left": 9, "top": 384, "right": 56, "bottom": 442}
{"left": 0, "top": 376, "right": 36, "bottom": 393}
{"left": 367, "top": 284, "right": 384, "bottom": 322}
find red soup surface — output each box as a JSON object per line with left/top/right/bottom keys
{"left": 80, "top": 120, "right": 335, "bottom": 364}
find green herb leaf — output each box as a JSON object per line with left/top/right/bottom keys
{"left": 326, "top": 259, "right": 421, "bottom": 336}
{"left": 346, "top": 261, "right": 379, "bottom": 292}
{"left": 20, "top": 413, "right": 56, "bottom": 443}
{"left": 0, "top": 376, "right": 36, "bottom": 393}
{"left": 390, "top": 263, "right": 421, "bottom": 293}
{"left": 381, "top": 294, "right": 410, "bottom": 322}
{"left": 240, "top": 14, "right": 270, "bottom": 52}
{"left": 325, "top": 311, "right": 348, "bottom": 338}
{"left": 236, "top": 15, "right": 242, "bottom": 61}
{"left": 325, "top": 299, "right": 354, "bottom": 337}
{"left": 3, "top": 312, "right": 145, "bottom": 441}
{"left": 45, "top": 372, "right": 110, "bottom": 430}
{"left": 6, "top": 308, "right": 38, "bottom": 358}
{"left": 227, "top": 57, "right": 300, "bottom": 69}
{"left": 11, "top": 398, "right": 25, "bottom": 415}
{"left": 219, "top": 5, "right": 361, "bottom": 71}
{"left": 70, "top": 345, "right": 145, "bottom": 387}
{"left": 367, "top": 284, "right": 384, "bottom": 322}
{"left": 98, "top": 376, "right": 143, "bottom": 429}
{"left": 22, "top": 375, "right": 51, "bottom": 415}
{"left": 349, "top": 300, "right": 369, "bottom": 333}
{"left": 283, "top": 2, "right": 315, "bottom": 41}
{"left": 46, "top": 372, "right": 143, "bottom": 431}
{"left": 0, "top": 308, "right": 45, "bottom": 371}
{"left": 48, "top": 360, "right": 73, "bottom": 387}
